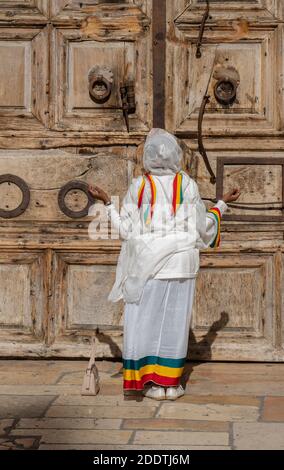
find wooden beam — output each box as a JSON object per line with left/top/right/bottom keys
{"left": 152, "top": 0, "right": 166, "bottom": 128}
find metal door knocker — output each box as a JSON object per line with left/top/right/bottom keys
{"left": 88, "top": 66, "right": 114, "bottom": 104}
{"left": 58, "top": 181, "right": 96, "bottom": 219}
{"left": 0, "top": 174, "right": 30, "bottom": 219}
{"left": 214, "top": 78, "right": 238, "bottom": 106}
{"left": 213, "top": 67, "right": 240, "bottom": 106}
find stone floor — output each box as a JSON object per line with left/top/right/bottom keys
{"left": 0, "top": 360, "right": 284, "bottom": 450}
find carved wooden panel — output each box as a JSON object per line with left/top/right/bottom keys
{"left": 50, "top": 1, "right": 146, "bottom": 22}
{"left": 49, "top": 252, "right": 124, "bottom": 358}
{"left": 185, "top": 149, "right": 284, "bottom": 222}
{"left": 216, "top": 157, "right": 284, "bottom": 221}
{"left": 0, "top": 1, "right": 48, "bottom": 22}
{"left": 0, "top": 27, "right": 49, "bottom": 130}
{"left": 0, "top": 251, "right": 45, "bottom": 356}
{"left": 190, "top": 252, "right": 276, "bottom": 361}
{"left": 0, "top": 148, "right": 133, "bottom": 222}
{"left": 50, "top": 18, "right": 152, "bottom": 132}
{"left": 175, "top": 0, "right": 284, "bottom": 23}
{"left": 167, "top": 20, "right": 284, "bottom": 135}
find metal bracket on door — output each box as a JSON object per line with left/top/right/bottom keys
{"left": 120, "top": 80, "right": 136, "bottom": 133}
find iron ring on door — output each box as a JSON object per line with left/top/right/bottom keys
{"left": 0, "top": 174, "right": 30, "bottom": 219}
{"left": 214, "top": 78, "right": 238, "bottom": 106}
{"left": 58, "top": 180, "right": 96, "bottom": 219}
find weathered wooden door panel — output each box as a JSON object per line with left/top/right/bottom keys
{"left": 0, "top": 148, "right": 132, "bottom": 222}
{"left": 167, "top": 1, "right": 284, "bottom": 135}
{"left": 178, "top": 0, "right": 284, "bottom": 23}
{"left": 185, "top": 149, "right": 284, "bottom": 221}
{"left": 50, "top": 1, "right": 148, "bottom": 22}
{"left": 48, "top": 251, "right": 124, "bottom": 358}
{"left": 0, "top": 1, "right": 48, "bottom": 22}
{"left": 190, "top": 252, "right": 276, "bottom": 361}
{"left": 0, "top": 27, "right": 49, "bottom": 130}
{"left": 0, "top": 251, "right": 45, "bottom": 356}
{"left": 50, "top": 26, "right": 152, "bottom": 132}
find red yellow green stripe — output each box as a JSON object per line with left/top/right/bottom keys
{"left": 172, "top": 173, "right": 183, "bottom": 215}
{"left": 123, "top": 356, "right": 186, "bottom": 391}
{"left": 138, "top": 178, "right": 146, "bottom": 209}
{"left": 137, "top": 174, "right": 157, "bottom": 225}
{"left": 138, "top": 172, "right": 184, "bottom": 221}
{"left": 124, "top": 374, "right": 180, "bottom": 390}
{"left": 208, "top": 206, "right": 221, "bottom": 248}
{"left": 145, "top": 174, "right": 157, "bottom": 222}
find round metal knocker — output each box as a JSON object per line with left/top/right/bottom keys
{"left": 214, "top": 78, "right": 238, "bottom": 106}
{"left": 58, "top": 180, "right": 96, "bottom": 219}
{"left": 0, "top": 174, "right": 30, "bottom": 219}
{"left": 88, "top": 66, "right": 114, "bottom": 104}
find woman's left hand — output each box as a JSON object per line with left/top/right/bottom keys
{"left": 222, "top": 188, "right": 241, "bottom": 204}
{"left": 88, "top": 185, "right": 111, "bottom": 205}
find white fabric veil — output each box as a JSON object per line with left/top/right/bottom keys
{"left": 143, "top": 128, "right": 183, "bottom": 176}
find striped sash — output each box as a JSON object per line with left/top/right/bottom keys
{"left": 138, "top": 173, "right": 184, "bottom": 224}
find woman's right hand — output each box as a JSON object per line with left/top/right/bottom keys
{"left": 88, "top": 185, "right": 111, "bottom": 205}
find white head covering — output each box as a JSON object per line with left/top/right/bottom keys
{"left": 143, "top": 128, "right": 183, "bottom": 176}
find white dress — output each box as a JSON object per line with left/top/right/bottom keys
{"left": 106, "top": 172, "right": 228, "bottom": 390}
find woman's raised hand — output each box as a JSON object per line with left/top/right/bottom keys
{"left": 222, "top": 188, "right": 241, "bottom": 204}
{"left": 88, "top": 185, "right": 111, "bottom": 205}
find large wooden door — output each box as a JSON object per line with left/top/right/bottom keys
{"left": 0, "top": 0, "right": 283, "bottom": 361}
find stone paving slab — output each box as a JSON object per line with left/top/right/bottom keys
{"left": 121, "top": 418, "right": 229, "bottom": 432}
{"left": 133, "top": 431, "right": 229, "bottom": 447}
{"left": 0, "top": 438, "right": 38, "bottom": 450}
{"left": 46, "top": 405, "right": 157, "bottom": 419}
{"left": 38, "top": 444, "right": 232, "bottom": 450}
{"left": 184, "top": 363, "right": 284, "bottom": 397}
{"left": 0, "top": 395, "right": 55, "bottom": 419}
{"left": 233, "top": 423, "right": 284, "bottom": 450}
{"left": 15, "top": 418, "right": 122, "bottom": 430}
{"left": 54, "top": 395, "right": 156, "bottom": 407}
{"left": 178, "top": 395, "right": 261, "bottom": 407}
{"left": 0, "top": 385, "right": 83, "bottom": 396}
{"left": 0, "top": 420, "right": 14, "bottom": 437}
{"left": 262, "top": 397, "right": 284, "bottom": 422}
{"left": 39, "top": 429, "right": 133, "bottom": 445}
{"left": 158, "top": 403, "right": 259, "bottom": 422}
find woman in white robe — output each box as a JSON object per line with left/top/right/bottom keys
{"left": 89, "top": 128, "right": 240, "bottom": 401}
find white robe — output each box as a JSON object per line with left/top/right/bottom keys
{"left": 106, "top": 172, "right": 228, "bottom": 304}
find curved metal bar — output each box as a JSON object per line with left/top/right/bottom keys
{"left": 196, "top": 0, "right": 210, "bottom": 59}
{"left": 198, "top": 94, "right": 216, "bottom": 185}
